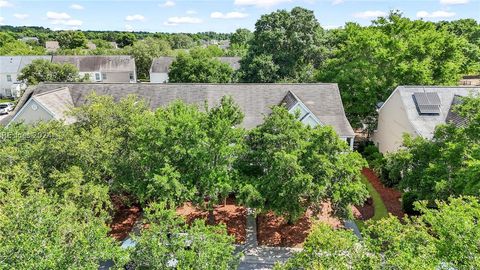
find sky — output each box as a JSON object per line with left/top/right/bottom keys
{"left": 0, "top": 0, "right": 479, "bottom": 33}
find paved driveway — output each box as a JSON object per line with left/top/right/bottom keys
{"left": 0, "top": 112, "right": 9, "bottom": 123}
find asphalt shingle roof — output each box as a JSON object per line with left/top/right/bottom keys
{"left": 6, "top": 83, "right": 355, "bottom": 136}
{"left": 51, "top": 55, "right": 136, "bottom": 72}
{"left": 150, "top": 57, "right": 241, "bottom": 73}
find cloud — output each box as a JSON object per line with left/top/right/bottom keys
{"left": 331, "top": 0, "right": 344, "bottom": 5}
{"left": 210, "top": 11, "right": 249, "bottom": 19}
{"left": 159, "top": 0, "right": 175, "bottom": 7}
{"left": 70, "top": 4, "right": 84, "bottom": 10}
{"left": 234, "top": 0, "right": 291, "bottom": 8}
{"left": 125, "top": 14, "right": 145, "bottom": 21}
{"left": 0, "top": 0, "right": 13, "bottom": 8}
{"left": 164, "top": 16, "right": 203, "bottom": 26}
{"left": 186, "top": 10, "right": 197, "bottom": 15}
{"left": 440, "top": 0, "right": 469, "bottom": 4}
{"left": 125, "top": 24, "right": 134, "bottom": 32}
{"left": 47, "top": 11, "right": 71, "bottom": 20}
{"left": 14, "top": 13, "right": 29, "bottom": 20}
{"left": 46, "top": 11, "right": 82, "bottom": 26}
{"left": 416, "top": 10, "right": 456, "bottom": 18}
{"left": 353, "top": 10, "right": 387, "bottom": 19}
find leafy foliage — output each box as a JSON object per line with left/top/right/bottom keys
{"left": 57, "top": 31, "right": 88, "bottom": 49}
{"left": 129, "top": 203, "right": 239, "bottom": 270}
{"left": 17, "top": 59, "right": 86, "bottom": 85}
{"left": 124, "top": 37, "right": 172, "bottom": 80}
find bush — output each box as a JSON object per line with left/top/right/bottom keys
{"left": 402, "top": 192, "right": 420, "bottom": 215}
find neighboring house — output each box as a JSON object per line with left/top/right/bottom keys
{"left": 52, "top": 55, "right": 137, "bottom": 83}
{"left": 0, "top": 56, "right": 53, "bottom": 98}
{"left": 5, "top": 83, "right": 356, "bottom": 148}
{"left": 19, "top": 37, "right": 39, "bottom": 44}
{"left": 459, "top": 75, "right": 480, "bottom": 86}
{"left": 109, "top": 42, "right": 118, "bottom": 49}
{"left": 372, "top": 86, "right": 480, "bottom": 153}
{"left": 86, "top": 41, "right": 97, "bottom": 50}
{"left": 45, "top": 41, "right": 60, "bottom": 52}
{"left": 149, "top": 56, "right": 241, "bottom": 83}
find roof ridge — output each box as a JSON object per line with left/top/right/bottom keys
{"left": 39, "top": 82, "right": 338, "bottom": 86}
{"left": 34, "top": 86, "right": 70, "bottom": 97}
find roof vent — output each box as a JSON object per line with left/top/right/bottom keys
{"left": 412, "top": 92, "right": 441, "bottom": 115}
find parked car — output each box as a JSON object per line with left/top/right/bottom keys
{"left": 0, "top": 103, "right": 13, "bottom": 115}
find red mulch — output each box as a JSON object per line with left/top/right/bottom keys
{"left": 176, "top": 197, "right": 247, "bottom": 244}
{"left": 362, "top": 168, "right": 404, "bottom": 218}
{"left": 108, "top": 195, "right": 142, "bottom": 241}
{"left": 257, "top": 203, "right": 342, "bottom": 248}
{"left": 353, "top": 197, "right": 374, "bottom": 220}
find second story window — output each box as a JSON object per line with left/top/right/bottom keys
{"left": 129, "top": 72, "right": 134, "bottom": 81}
{"left": 102, "top": 73, "right": 107, "bottom": 80}
{"left": 6, "top": 75, "right": 12, "bottom": 82}
{"left": 95, "top": 73, "right": 101, "bottom": 81}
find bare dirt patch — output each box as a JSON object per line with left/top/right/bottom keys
{"left": 108, "top": 195, "right": 141, "bottom": 241}
{"left": 353, "top": 197, "right": 374, "bottom": 220}
{"left": 176, "top": 197, "right": 247, "bottom": 244}
{"left": 257, "top": 202, "right": 342, "bottom": 248}
{"left": 362, "top": 168, "right": 404, "bottom": 218}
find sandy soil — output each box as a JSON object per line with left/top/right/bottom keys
{"left": 362, "top": 168, "right": 404, "bottom": 218}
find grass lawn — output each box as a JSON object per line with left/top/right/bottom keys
{"left": 355, "top": 175, "right": 389, "bottom": 231}
{"left": 0, "top": 99, "right": 13, "bottom": 103}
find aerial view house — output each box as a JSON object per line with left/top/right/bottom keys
{"left": 149, "top": 56, "right": 241, "bottom": 83}
{"left": 52, "top": 56, "right": 137, "bottom": 83}
{"left": 5, "top": 83, "right": 355, "bottom": 148}
{"left": 45, "top": 41, "right": 60, "bottom": 52}
{"left": 459, "top": 75, "right": 480, "bottom": 86}
{"left": 0, "top": 56, "right": 53, "bottom": 98}
{"left": 372, "top": 86, "right": 480, "bottom": 153}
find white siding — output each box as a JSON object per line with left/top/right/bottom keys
{"left": 150, "top": 72, "right": 169, "bottom": 83}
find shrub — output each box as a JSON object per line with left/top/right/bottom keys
{"left": 402, "top": 192, "right": 420, "bottom": 215}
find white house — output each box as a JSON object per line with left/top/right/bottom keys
{"left": 149, "top": 56, "right": 241, "bottom": 83}
{"left": 0, "top": 56, "right": 53, "bottom": 98}
{"left": 5, "top": 83, "right": 356, "bottom": 149}
{"left": 52, "top": 55, "right": 137, "bottom": 83}
{"left": 372, "top": 86, "right": 480, "bottom": 153}
{"left": 45, "top": 41, "right": 60, "bottom": 52}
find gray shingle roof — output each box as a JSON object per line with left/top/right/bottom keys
{"left": 381, "top": 86, "right": 480, "bottom": 139}
{"left": 0, "top": 56, "right": 52, "bottom": 74}
{"left": 6, "top": 83, "right": 355, "bottom": 136}
{"left": 150, "top": 57, "right": 241, "bottom": 73}
{"left": 51, "top": 55, "right": 136, "bottom": 72}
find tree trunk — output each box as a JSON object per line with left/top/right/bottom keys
{"left": 208, "top": 209, "right": 215, "bottom": 225}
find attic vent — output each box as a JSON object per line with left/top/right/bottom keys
{"left": 412, "top": 92, "right": 441, "bottom": 115}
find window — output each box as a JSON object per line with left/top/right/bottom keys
{"left": 95, "top": 73, "right": 101, "bottom": 81}
{"left": 6, "top": 75, "right": 12, "bottom": 82}
{"left": 129, "top": 72, "right": 135, "bottom": 81}
{"left": 101, "top": 73, "right": 107, "bottom": 80}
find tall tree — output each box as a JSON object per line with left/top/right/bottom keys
{"left": 57, "top": 31, "right": 88, "bottom": 49}
{"left": 239, "top": 7, "right": 325, "bottom": 82}
{"left": 230, "top": 28, "right": 253, "bottom": 47}
{"left": 169, "top": 49, "right": 234, "bottom": 83}
{"left": 125, "top": 37, "right": 172, "bottom": 80}
{"left": 17, "top": 59, "right": 86, "bottom": 84}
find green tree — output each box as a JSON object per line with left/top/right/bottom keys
{"left": 116, "top": 32, "right": 137, "bottom": 48}
{"left": 238, "top": 106, "right": 368, "bottom": 222}
{"left": 0, "top": 39, "right": 46, "bottom": 55}
{"left": 239, "top": 7, "right": 325, "bottom": 82}
{"left": 169, "top": 49, "right": 234, "bottom": 83}
{"left": 168, "top": 34, "right": 195, "bottom": 49}
{"left": 317, "top": 12, "right": 470, "bottom": 127}
{"left": 230, "top": 28, "right": 253, "bottom": 47}
{"left": 57, "top": 31, "right": 88, "bottom": 49}
{"left": 17, "top": 59, "right": 85, "bottom": 84}
{"left": 125, "top": 37, "right": 171, "bottom": 80}
{"left": 0, "top": 190, "right": 127, "bottom": 269}
{"left": 130, "top": 203, "right": 239, "bottom": 270}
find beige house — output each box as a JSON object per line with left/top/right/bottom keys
{"left": 459, "top": 75, "right": 480, "bottom": 86}
{"left": 45, "top": 41, "right": 60, "bottom": 52}
{"left": 52, "top": 55, "right": 137, "bottom": 83}
{"left": 372, "top": 86, "right": 480, "bottom": 153}
{"left": 5, "top": 83, "right": 356, "bottom": 148}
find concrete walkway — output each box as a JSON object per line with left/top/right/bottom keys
{"left": 236, "top": 208, "right": 301, "bottom": 270}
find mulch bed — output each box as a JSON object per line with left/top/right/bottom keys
{"left": 257, "top": 202, "right": 342, "bottom": 248}
{"left": 362, "top": 168, "right": 404, "bottom": 218}
{"left": 353, "top": 197, "right": 374, "bottom": 220}
{"left": 176, "top": 196, "right": 247, "bottom": 244}
{"left": 108, "top": 195, "right": 142, "bottom": 241}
